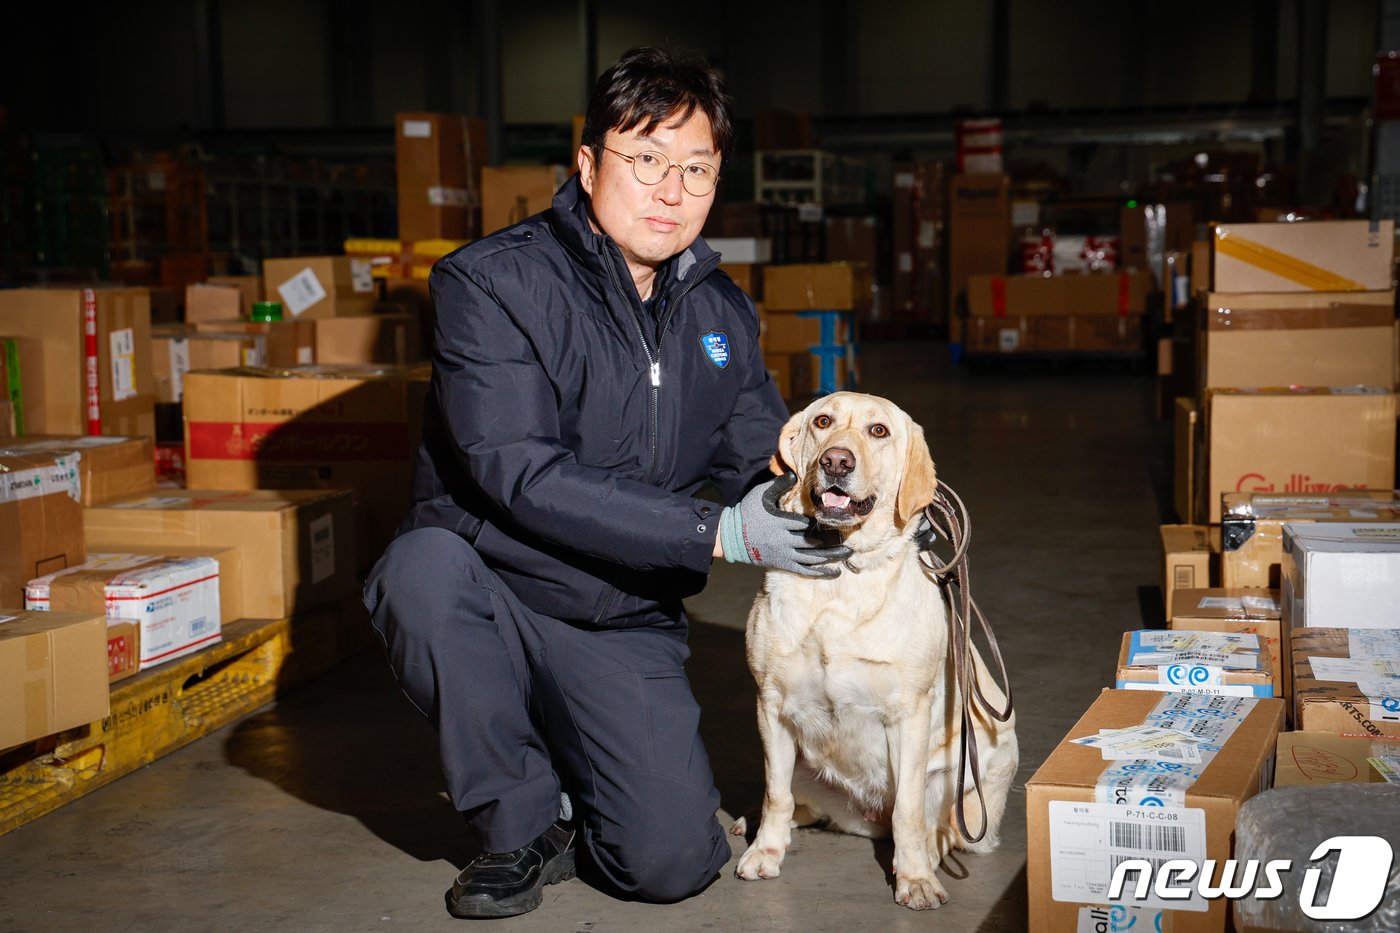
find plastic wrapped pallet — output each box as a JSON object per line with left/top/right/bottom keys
{"left": 1232, "top": 784, "right": 1399, "bottom": 932}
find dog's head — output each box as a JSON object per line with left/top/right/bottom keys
{"left": 769, "top": 392, "right": 937, "bottom": 536}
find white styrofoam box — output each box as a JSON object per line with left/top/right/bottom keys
{"left": 1282, "top": 523, "right": 1400, "bottom": 628}
{"left": 25, "top": 554, "right": 222, "bottom": 668}
{"left": 708, "top": 237, "right": 773, "bottom": 264}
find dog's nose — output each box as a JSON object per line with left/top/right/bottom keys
{"left": 820, "top": 447, "right": 855, "bottom": 477}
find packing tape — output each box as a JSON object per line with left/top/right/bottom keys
{"left": 1213, "top": 231, "right": 1367, "bottom": 292}
{"left": 83, "top": 288, "right": 101, "bottom": 434}
{"left": 1116, "top": 273, "right": 1131, "bottom": 316}
{"left": 3, "top": 338, "right": 22, "bottom": 434}
{"left": 990, "top": 276, "right": 1007, "bottom": 318}
{"left": 1094, "top": 693, "right": 1258, "bottom": 807}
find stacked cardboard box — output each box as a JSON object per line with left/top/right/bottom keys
{"left": 0, "top": 609, "right": 109, "bottom": 749}
{"left": 947, "top": 174, "right": 1009, "bottom": 317}
{"left": 760, "top": 264, "right": 865, "bottom": 398}
{"left": 396, "top": 112, "right": 488, "bottom": 241}
{"left": 262, "top": 257, "right": 377, "bottom": 320}
{"left": 891, "top": 162, "right": 945, "bottom": 327}
{"left": 963, "top": 271, "right": 1152, "bottom": 355}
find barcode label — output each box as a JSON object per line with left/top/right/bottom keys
{"left": 1173, "top": 565, "right": 1195, "bottom": 588}
{"left": 1109, "top": 821, "right": 1187, "bottom": 853}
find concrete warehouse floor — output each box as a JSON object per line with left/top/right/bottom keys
{"left": 0, "top": 340, "right": 1170, "bottom": 933}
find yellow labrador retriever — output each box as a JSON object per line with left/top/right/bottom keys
{"left": 734, "top": 392, "right": 1018, "bottom": 910}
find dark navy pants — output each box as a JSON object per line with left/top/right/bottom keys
{"left": 363, "top": 527, "right": 731, "bottom": 902}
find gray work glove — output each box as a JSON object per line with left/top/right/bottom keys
{"left": 718, "top": 474, "right": 852, "bottom": 577}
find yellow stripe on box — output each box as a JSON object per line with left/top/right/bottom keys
{"left": 1214, "top": 231, "right": 1368, "bottom": 291}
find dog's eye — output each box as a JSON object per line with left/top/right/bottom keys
{"left": 869, "top": 423, "right": 889, "bottom": 438}
{"left": 813, "top": 414, "right": 832, "bottom": 429}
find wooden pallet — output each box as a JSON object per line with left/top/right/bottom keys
{"left": 0, "top": 597, "right": 372, "bottom": 836}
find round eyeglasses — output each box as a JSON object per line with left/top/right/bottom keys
{"left": 602, "top": 147, "right": 720, "bottom": 197}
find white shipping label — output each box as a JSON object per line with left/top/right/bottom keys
{"left": 999, "top": 328, "right": 1019, "bottom": 352}
{"left": 1358, "top": 683, "right": 1400, "bottom": 722}
{"left": 277, "top": 268, "right": 328, "bottom": 317}
{"left": 1072, "top": 726, "right": 1206, "bottom": 762}
{"left": 427, "top": 186, "right": 469, "bottom": 207}
{"left": 1369, "top": 756, "right": 1400, "bottom": 783}
{"left": 1049, "top": 801, "right": 1208, "bottom": 912}
{"left": 0, "top": 453, "right": 81, "bottom": 505}
{"left": 309, "top": 513, "right": 336, "bottom": 584}
{"left": 168, "top": 337, "right": 190, "bottom": 402}
{"left": 109, "top": 328, "right": 137, "bottom": 401}
{"left": 897, "top": 252, "right": 913, "bottom": 273}
{"left": 1309, "top": 656, "right": 1400, "bottom": 683}
{"left": 1120, "top": 681, "right": 1265, "bottom": 699}
{"left": 1350, "top": 629, "right": 1400, "bottom": 659}
{"left": 1196, "top": 596, "right": 1243, "bottom": 610}
{"left": 796, "top": 203, "right": 823, "bottom": 223}
{"left": 349, "top": 258, "right": 375, "bottom": 293}
{"left": 1011, "top": 201, "right": 1040, "bottom": 227}
{"left": 894, "top": 172, "right": 914, "bottom": 189}
{"left": 296, "top": 345, "right": 314, "bottom": 364}
{"left": 918, "top": 221, "right": 936, "bottom": 250}
{"left": 1077, "top": 905, "right": 1161, "bottom": 933}
{"left": 1241, "top": 594, "right": 1280, "bottom": 611}
{"left": 401, "top": 119, "right": 432, "bottom": 138}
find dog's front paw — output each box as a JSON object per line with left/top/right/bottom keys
{"left": 735, "top": 843, "right": 785, "bottom": 880}
{"left": 894, "top": 874, "right": 948, "bottom": 910}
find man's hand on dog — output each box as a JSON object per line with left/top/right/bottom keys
{"left": 717, "top": 474, "right": 852, "bottom": 577}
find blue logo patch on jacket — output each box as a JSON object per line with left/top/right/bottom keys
{"left": 699, "top": 331, "right": 730, "bottom": 369}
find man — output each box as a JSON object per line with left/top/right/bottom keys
{"left": 364, "top": 47, "right": 850, "bottom": 919}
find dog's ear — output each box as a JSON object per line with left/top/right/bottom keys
{"left": 895, "top": 423, "right": 938, "bottom": 528}
{"left": 768, "top": 411, "right": 805, "bottom": 476}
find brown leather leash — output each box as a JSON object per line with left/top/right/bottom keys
{"left": 917, "top": 481, "right": 1014, "bottom": 844}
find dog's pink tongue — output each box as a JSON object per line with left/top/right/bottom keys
{"left": 822, "top": 491, "right": 851, "bottom": 509}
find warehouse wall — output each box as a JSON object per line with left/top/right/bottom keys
{"left": 3, "top": 0, "right": 1381, "bottom": 133}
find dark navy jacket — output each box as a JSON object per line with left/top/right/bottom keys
{"left": 401, "top": 175, "right": 788, "bottom": 629}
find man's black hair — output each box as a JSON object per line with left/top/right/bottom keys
{"left": 581, "top": 47, "right": 733, "bottom": 166}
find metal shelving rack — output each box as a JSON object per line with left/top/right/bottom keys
{"left": 754, "top": 149, "right": 866, "bottom": 206}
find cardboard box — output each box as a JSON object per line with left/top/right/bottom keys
{"left": 0, "top": 452, "right": 86, "bottom": 607}
{"left": 761, "top": 310, "right": 850, "bottom": 354}
{"left": 1291, "top": 627, "right": 1400, "bottom": 737}
{"left": 962, "top": 314, "right": 1142, "bottom": 354}
{"left": 948, "top": 173, "right": 1009, "bottom": 312}
{"left": 1204, "top": 388, "right": 1397, "bottom": 523}
{"left": 26, "top": 553, "right": 224, "bottom": 669}
{"left": 966, "top": 272, "right": 1154, "bottom": 317}
{"left": 1221, "top": 490, "right": 1400, "bottom": 589}
{"left": 762, "top": 263, "right": 872, "bottom": 312}
{"left": 206, "top": 274, "right": 263, "bottom": 314}
{"left": 0, "top": 287, "right": 155, "bottom": 438}
{"left": 0, "top": 435, "right": 154, "bottom": 506}
{"left": 708, "top": 238, "right": 772, "bottom": 264}
{"left": 1115, "top": 630, "right": 1274, "bottom": 697}
{"left": 0, "top": 336, "right": 46, "bottom": 435}
{"left": 84, "top": 489, "right": 355, "bottom": 620}
{"left": 1173, "top": 398, "right": 1199, "bottom": 524}
{"left": 719, "top": 263, "right": 760, "bottom": 300}
{"left": 763, "top": 352, "right": 791, "bottom": 399}
{"left": 1025, "top": 690, "right": 1285, "bottom": 932}
{"left": 152, "top": 327, "right": 266, "bottom": 403}
{"left": 1199, "top": 303, "right": 1396, "bottom": 390}
{"left": 0, "top": 608, "right": 109, "bottom": 749}
{"left": 183, "top": 284, "right": 243, "bottom": 324}
{"left": 824, "top": 217, "right": 879, "bottom": 271}
{"left": 313, "top": 313, "right": 422, "bottom": 365}
{"left": 1160, "top": 524, "right": 1220, "bottom": 620}
{"left": 262, "top": 257, "right": 377, "bottom": 321}
{"left": 1274, "top": 731, "right": 1400, "bottom": 785}
{"left": 480, "top": 165, "right": 567, "bottom": 237}
{"left": 181, "top": 365, "right": 428, "bottom": 563}
{"left": 1168, "top": 588, "right": 1284, "bottom": 700}
{"left": 1212, "top": 220, "right": 1395, "bottom": 293}
{"left": 1282, "top": 523, "right": 1400, "bottom": 628}
{"left": 892, "top": 161, "right": 947, "bottom": 324}
{"left": 192, "top": 319, "right": 316, "bottom": 368}
{"left": 396, "top": 112, "right": 488, "bottom": 241}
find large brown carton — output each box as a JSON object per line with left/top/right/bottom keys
{"left": 151, "top": 327, "right": 266, "bottom": 403}
{"left": 205, "top": 274, "right": 263, "bottom": 315}
{"left": 83, "top": 489, "right": 355, "bottom": 620}
{"left": 0, "top": 435, "right": 154, "bottom": 506}
{"left": 0, "top": 452, "right": 86, "bottom": 606}
{"left": 1026, "top": 690, "right": 1285, "bottom": 933}
{"left": 1291, "top": 628, "right": 1400, "bottom": 738}
{"left": 183, "top": 284, "right": 243, "bottom": 324}
{"left": 192, "top": 319, "right": 316, "bottom": 368}
{"left": 1199, "top": 303, "right": 1396, "bottom": 390}
{"left": 1220, "top": 489, "right": 1400, "bottom": 588}
{"left": 1203, "top": 387, "right": 1397, "bottom": 523}
{"left": 1168, "top": 588, "right": 1284, "bottom": 701}
{"left": 0, "top": 608, "right": 109, "bottom": 750}
{"left": 1211, "top": 220, "right": 1394, "bottom": 293}
{"left": 891, "top": 161, "right": 946, "bottom": 324}
{"left": 0, "top": 287, "right": 155, "bottom": 438}
{"left": 1273, "top": 731, "right": 1400, "bottom": 785}
{"left": 181, "top": 365, "right": 428, "bottom": 563}
{"left": 262, "top": 257, "right": 377, "bottom": 321}
{"left": 966, "top": 272, "right": 1153, "bottom": 317}
{"left": 1115, "top": 630, "right": 1275, "bottom": 697}
{"left": 761, "top": 309, "right": 850, "bottom": 354}
{"left": 26, "top": 547, "right": 243, "bottom": 626}
{"left": 964, "top": 313, "right": 1143, "bottom": 354}
{"left": 947, "top": 173, "right": 1009, "bottom": 312}
{"left": 480, "top": 166, "right": 567, "bottom": 237}
{"left": 313, "top": 313, "right": 422, "bottom": 365}
{"left": 1160, "top": 524, "right": 1219, "bottom": 620}
{"left": 1174, "top": 398, "right": 1199, "bottom": 523}
{"left": 396, "top": 113, "right": 488, "bottom": 241}
{"left": 0, "top": 336, "right": 46, "bottom": 435}
{"left": 762, "top": 263, "right": 872, "bottom": 312}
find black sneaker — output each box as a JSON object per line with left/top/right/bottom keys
{"left": 446, "top": 822, "right": 578, "bottom": 919}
